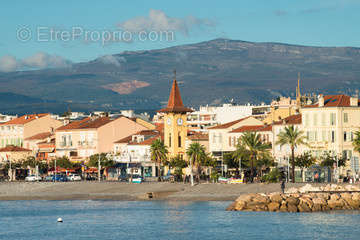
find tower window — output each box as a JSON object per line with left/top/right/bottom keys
{"left": 178, "top": 134, "right": 182, "bottom": 147}
{"left": 169, "top": 133, "right": 171, "bottom": 147}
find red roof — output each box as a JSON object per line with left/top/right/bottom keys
{"left": 273, "top": 114, "right": 302, "bottom": 125}
{"left": 56, "top": 117, "right": 112, "bottom": 131}
{"left": 128, "top": 134, "right": 162, "bottom": 146}
{"left": 208, "top": 116, "right": 251, "bottom": 130}
{"left": 0, "top": 145, "right": 32, "bottom": 152}
{"left": 230, "top": 125, "right": 264, "bottom": 133}
{"left": 25, "top": 132, "right": 53, "bottom": 141}
{"left": 2, "top": 114, "right": 48, "bottom": 125}
{"left": 304, "top": 95, "right": 358, "bottom": 108}
{"left": 187, "top": 133, "right": 209, "bottom": 140}
{"left": 158, "top": 78, "right": 193, "bottom": 113}
{"left": 114, "top": 130, "right": 160, "bottom": 144}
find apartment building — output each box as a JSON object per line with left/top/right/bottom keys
{"left": 301, "top": 94, "right": 360, "bottom": 174}
{"left": 55, "top": 116, "right": 148, "bottom": 161}
{"left": 113, "top": 129, "right": 161, "bottom": 177}
{"left": 0, "top": 114, "right": 62, "bottom": 148}
{"left": 272, "top": 114, "right": 304, "bottom": 167}
{"left": 187, "top": 103, "right": 270, "bottom": 132}
{"left": 208, "top": 116, "right": 264, "bottom": 158}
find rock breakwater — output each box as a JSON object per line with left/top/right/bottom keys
{"left": 227, "top": 184, "right": 360, "bottom": 212}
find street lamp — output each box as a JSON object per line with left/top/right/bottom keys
{"left": 98, "top": 154, "right": 101, "bottom": 182}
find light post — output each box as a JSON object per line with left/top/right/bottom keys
{"left": 98, "top": 154, "right": 101, "bottom": 182}
{"left": 8, "top": 156, "right": 12, "bottom": 182}
{"left": 239, "top": 156, "right": 242, "bottom": 178}
{"left": 54, "top": 157, "right": 57, "bottom": 183}
{"left": 287, "top": 156, "right": 290, "bottom": 183}
{"left": 221, "top": 151, "right": 224, "bottom": 177}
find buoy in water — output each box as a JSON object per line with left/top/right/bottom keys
{"left": 57, "top": 218, "right": 63, "bottom": 223}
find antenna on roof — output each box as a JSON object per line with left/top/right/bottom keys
{"left": 173, "top": 69, "right": 176, "bottom": 81}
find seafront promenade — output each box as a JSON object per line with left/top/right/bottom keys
{"left": 0, "top": 182, "right": 354, "bottom": 201}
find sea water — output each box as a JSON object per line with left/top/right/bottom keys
{"left": 0, "top": 200, "right": 359, "bottom": 240}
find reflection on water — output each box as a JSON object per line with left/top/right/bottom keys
{"left": 0, "top": 201, "right": 359, "bottom": 240}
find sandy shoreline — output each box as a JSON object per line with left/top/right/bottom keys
{"left": 0, "top": 182, "right": 337, "bottom": 201}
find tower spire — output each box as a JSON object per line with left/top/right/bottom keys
{"left": 158, "top": 70, "right": 193, "bottom": 113}
{"left": 296, "top": 72, "right": 301, "bottom": 107}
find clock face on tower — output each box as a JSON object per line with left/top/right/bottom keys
{"left": 167, "top": 118, "right": 172, "bottom": 125}
{"left": 177, "top": 118, "right": 183, "bottom": 126}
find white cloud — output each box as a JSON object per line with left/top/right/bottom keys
{"left": 0, "top": 52, "right": 72, "bottom": 72}
{"left": 118, "top": 9, "right": 215, "bottom": 36}
{"left": 0, "top": 55, "right": 18, "bottom": 72}
{"left": 98, "top": 55, "right": 126, "bottom": 66}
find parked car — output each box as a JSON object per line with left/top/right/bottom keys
{"left": 68, "top": 174, "right": 82, "bottom": 181}
{"left": 130, "top": 175, "right": 143, "bottom": 183}
{"left": 25, "top": 175, "right": 42, "bottom": 182}
{"left": 44, "top": 175, "right": 53, "bottom": 182}
{"left": 85, "top": 175, "right": 96, "bottom": 181}
{"left": 51, "top": 174, "right": 68, "bottom": 182}
{"left": 118, "top": 175, "right": 129, "bottom": 182}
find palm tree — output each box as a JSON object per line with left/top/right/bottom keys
{"left": 232, "top": 143, "right": 250, "bottom": 176}
{"left": 186, "top": 142, "right": 206, "bottom": 186}
{"left": 276, "top": 125, "right": 307, "bottom": 183}
{"left": 240, "top": 132, "right": 271, "bottom": 182}
{"left": 353, "top": 131, "right": 360, "bottom": 153}
{"left": 150, "top": 139, "right": 168, "bottom": 180}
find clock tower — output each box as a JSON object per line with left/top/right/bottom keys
{"left": 158, "top": 71, "right": 193, "bottom": 158}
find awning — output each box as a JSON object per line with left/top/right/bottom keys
{"left": 38, "top": 147, "right": 55, "bottom": 153}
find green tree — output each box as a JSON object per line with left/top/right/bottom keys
{"left": 21, "top": 156, "right": 48, "bottom": 172}
{"left": 167, "top": 155, "right": 188, "bottom": 180}
{"left": 186, "top": 142, "right": 206, "bottom": 186}
{"left": 240, "top": 132, "right": 272, "bottom": 182}
{"left": 87, "top": 153, "right": 114, "bottom": 168}
{"left": 49, "top": 156, "right": 73, "bottom": 169}
{"left": 320, "top": 152, "right": 347, "bottom": 168}
{"left": 295, "top": 151, "right": 316, "bottom": 181}
{"left": 232, "top": 143, "right": 250, "bottom": 170}
{"left": 150, "top": 139, "right": 168, "bottom": 179}
{"left": 276, "top": 125, "right": 307, "bottom": 183}
{"left": 353, "top": 131, "right": 360, "bottom": 153}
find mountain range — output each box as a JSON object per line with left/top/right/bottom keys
{"left": 1, "top": 38, "right": 360, "bottom": 114}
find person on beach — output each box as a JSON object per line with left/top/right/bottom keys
{"left": 281, "top": 180, "right": 285, "bottom": 194}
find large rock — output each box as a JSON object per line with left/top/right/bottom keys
{"left": 268, "top": 202, "right": 280, "bottom": 212}
{"left": 298, "top": 202, "right": 311, "bottom": 212}
{"left": 312, "top": 198, "right": 327, "bottom": 211}
{"left": 234, "top": 200, "right": 247, "bottom": 210}
{"left": 252, "top": 195, "right": 270, "bottom": 204}
{"left": 269, "top": 193, "right": 283, "bottom": 203}
{"left": 330, "top": 194, "right": 340, "bottom": 201}
{"left": 286, "top": 197, "right": 300, "bottom": 206}
{"left": 327, "top": 199, "right": 345, "bottom": 210}
{"left": 287, "top": 204, "right": 298, "bottom": 212}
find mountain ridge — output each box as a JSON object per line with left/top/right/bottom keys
{"left": 1, "top": 38, "right": 360, "bottom": 114}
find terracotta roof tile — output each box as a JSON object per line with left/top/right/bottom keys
{"left": 208, "top": 116, "right": 251, "bottom": 130}
{"left": 273, "top": 114, "right": 302, "bottom": 125}
{"left": 25, "top": 132, "right": 53, "bottom": 141}
{"left": 303, "top": 95, "right": 358, "bottom": 108}
{"left": 230, "top": 125, "right": 265, "bottom": 133}
{"left": 187, "top": 133, "right": 209, "bottom": 140}
{"left": 0, "top": 145, "right": 32, "bottom": 152}
{"left": 56, "top": 117, "right": 112, "bottom": 131}
{"left": 129, "top": 134, "right": 162, "bottom": 146}
{"left": 2, "top": 114, "right": 48, "bottom": 125}
{"left": 158, "top": 79, "right": 193, "bottom": 113}
{"left": 114, "top": 130, "right": 160, "bottom": 144}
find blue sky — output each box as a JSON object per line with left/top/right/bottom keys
{"left": 0, "top": 0, "right": 359, "bottom": 71}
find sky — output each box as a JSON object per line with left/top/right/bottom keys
{"left": 0, "top": 0, "right": 360, "bottom": 72}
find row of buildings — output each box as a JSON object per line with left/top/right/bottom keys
{"left": 1, "top": 75, "right": 360, "bottom": 180}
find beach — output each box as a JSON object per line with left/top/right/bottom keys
{"left": 0, "top": 181, "right": 338, "bottom": 201}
